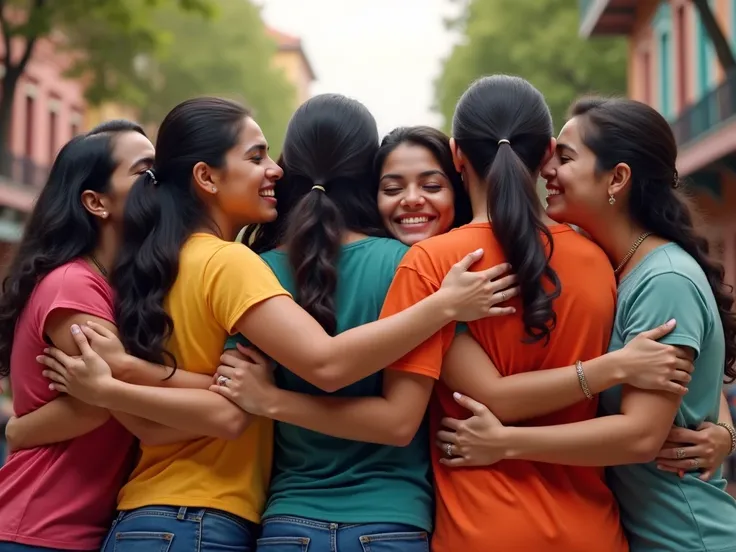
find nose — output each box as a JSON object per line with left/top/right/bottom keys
{"left": 540, "top": 157, "right": 558, "bottom": 181}
{"left": 401, "top": 186, "right": 425, "bottom": 208}
{"left": 267, "top": 159, "right": 284, "bottom": 181}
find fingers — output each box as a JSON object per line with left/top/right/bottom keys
{"left": 48, "top": 383, "right": 69, "bottom": 394}
{"left": 665, "top": 382, "right": 689, "bottom": 396}
{"left": 670, "top": 369, "right": 693, "bottom": 385}
{"left": 237, "top": 346, "right": 270, "bottom": 367}
{"left": 452, "top": 249, "right": 485, "bottom": 272}
{"left": 209, "top": 384, "right": 235, "bottom": 402}
{"left": 657, "top": 444, "right": 702, "bottom": 460}
{"left": 452, "top": 391, "right": 488, "bottom": 417}
{"left": 440, "top": 417, "right": 463, "bottom": 431}
{"left": 491, "top": 285, "right": 520, "bottom": 305}
{"left": 699, "top": 469, "right": 715, "bottom": 481}
{"left": 437, "top": 430, "right": 460, "bottom": 444}
{"left": 488, "top": 306, "right": 517, "bottom": 318}
{"left": 665, "top": 427, "right": 701, "bottom": 445}
{"left": 477, "top": 262, "right": 512, "bottom": 281}
{"left": 638, "top": 319, "right": 676, "bottom": 341}
{"left": 656, "top": 458, "right": 703, "bottom": 471}
{"left": 216, "top": 365, "right": 236, "bottom": 379}
{"left": 84, "top": 320, "right": 116, "bottom": 339}
{"left": 41, "top": 346, "right": 73, "bottom": 366}
{"left": 439, "top": 456, "right": 473, "bottom": 468}
{"left": 70, "top": 324, "right": 95, "bottom": 358}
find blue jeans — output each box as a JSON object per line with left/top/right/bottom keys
{"left": 101, "top": 506, "right": 258, "bottom": 552}
{"left": 256, "top": 516, "right": 430, "bottom": 552}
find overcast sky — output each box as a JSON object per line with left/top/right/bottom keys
{"left": 258, "top": 0, "right": 460, "bottom": 137}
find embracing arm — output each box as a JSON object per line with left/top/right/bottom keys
{"left": 237, "top": 252, "right": 509, "bottom": 393}
{"left": 249, "top": 369, "right": 434, "bottom": 447}
{"left": 719, "top": 391, "right": 734, "bottom": 425}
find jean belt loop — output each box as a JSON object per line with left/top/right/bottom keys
{"left": 177, "top": 506, "right": 187, "bottom": 521}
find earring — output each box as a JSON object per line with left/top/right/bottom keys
{"left": 102, "top": 211, "right": 108, "bottom": 218}
{"left": 608, "top": 194, "right": 616, "bottom": 205}
{"left": 211, "top": 186, "right": 217, "bottom": 193}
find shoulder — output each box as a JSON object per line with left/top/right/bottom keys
{"left": 625, "top": 245, "right": 708, "bottom": 300}
{"left": 34, "top": 260, "right": 112, "bottom": 303}
{"left": 552, "top": 225, "right": 611, "bottom": 268}
{"left": 362, "top": 237, "right": 410, "bottom": 266}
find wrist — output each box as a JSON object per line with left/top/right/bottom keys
{"left": 431, "top": 289, "right": 457, "bottom": 324}
{"left": 716, "top": 421, "right": 736, "bottom": 455}
{"left": 116, "top": 354, "right": 139, "bottom": 383}
{"left": 500, "top": 426, "right": 521, "bottom": 460}
{"left": 260, "top": 386, "right": 284, "bottom": 419}
{"left": 584, "top": 354, "right": 625, "bottom": 395}
{"left": 95, "top": 378, "right": 124, "bottom": 408}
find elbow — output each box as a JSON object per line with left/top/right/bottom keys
{"left": 304, "top": 363, "right": 345, "bottom": 393}
{"left": 385, "top": 420, "right": 421, "bottom": 447}
{"left": 627, "top": 430, "right": 665, "bottom": 464}
{"left": 218, "top": 409, "right": 252, "bottom": 440}
{"left": 4, "top": 418, "right": 20, "bottom": 452}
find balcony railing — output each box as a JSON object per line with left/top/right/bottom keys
{"left": 0, "top": 148, "right": 48, "bottom": 189}
{"left": 672, "top": 69, "right": 736, "bottom": 146}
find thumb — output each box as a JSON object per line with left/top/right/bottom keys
{"left": 453, "top": 391, "right": 489, "bottom": 417}
{"left": 452, "top": 248, "right": 484, "bottom": 272}
{"left": 638, "top": 319, "right": 676, "bottom": 341}
{"left": 70, "top": 324, "right": 94, "bottom": 358}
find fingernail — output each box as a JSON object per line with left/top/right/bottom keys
{"left": 678, "top": 470, "right": 685, "bottom": 478}
{"left": 42, "top": 371, "right": 48, "bottom": 377}
{"left": 71, "top": 325, "right": 80, "bottom": 334}
{"left": 36, "top": 356, "right": 42, "bottom": 362}
{"left": 453, "top": 392, "right": 462, "bottom": 400}
{"left": 43, "top": 348, "right": 49, "bottom": 354}
{"left": 667, "top": 318, "right": 676, "bottom": 326}
{"left": 473, "top": 248, "right": 483, "bottom": 255}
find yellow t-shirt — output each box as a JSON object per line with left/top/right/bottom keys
{"left": 117, "top": 233, "right": 291, "bottom": 522}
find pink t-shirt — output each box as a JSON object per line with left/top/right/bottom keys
{"left": 0, "top": 260, "right": 136, "bottom": 550}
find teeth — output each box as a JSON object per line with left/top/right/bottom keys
{"left": 259, "top": 189, "right": 275, "bottom": 197}
{"left": 399, "top": 217, "right": 430, "bottom": 224}
{"left": 546, "top": 188, "right": 561, "bottom": 196}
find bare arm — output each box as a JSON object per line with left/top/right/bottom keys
{"left": 442, "top": 322, "right": 691, "bottom": 424}
{"left": 719, "top": 391, "right": 734, "bottom": 425}
{"left": 112, "top": 412, "right": 200, "bottom": 446}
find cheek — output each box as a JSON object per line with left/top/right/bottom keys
{"left": 377, "top": 195, "right": 399, "bottom": 224}
{"left": 427, "top": 193, "right": 455, "bottom": 225}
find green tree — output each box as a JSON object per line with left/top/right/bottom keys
{"left": 0, "top": 0, "right": 211, "bottom": 155}
{"left": 435, "top": 0, "right": 627, "bottom": 131}
{"left": 134, "top": 0, "right": 295, "bottom": 153}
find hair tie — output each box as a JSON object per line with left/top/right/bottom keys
{"left": 145, "top": 169, "right": 158, "bottom": 185}
{"left": 497, "top": 139, "right": 510, "bottom": 146}
{"left": 311, "top": 185, "right": 326, "bottom": 192}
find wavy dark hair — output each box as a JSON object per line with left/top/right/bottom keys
{"left": 571, "top": 97, "right": 736, "bottom": 382}
{"left": 245, "top": 94, "right": 385, "bottom": 335}
{"left": 453, "top": 75, "right": 561, "bottom": 344}
{"left": 374, "top": 125, "right": 472, "bottom": 229}
{"left": 0, "top": 120, "right": 147, "bottom": 377}
{"left": 113, "top": 97, "right": 249, "bottom": 368}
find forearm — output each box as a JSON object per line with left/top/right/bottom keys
{"left": 6, "top": 397, "right": 109, "bottom": 451}
{"left": 465, "top": 355, "right": 621, "bottom": 423}
{"left": 718, "top": 392, "right": 734, "bottom": 425}
{"left": 503, "top": 414, "right": 659, "bottom": 466}
{"left": 265, "top": 388, "right": 412, "bottom": 446}
{"left": 118, "top": 356, "right": 212, "bottom": 389}
{"left": 112, "top": 412, "right": 200, "bottom": 446}
{"left": 302, "top": 292, "right": 453, "bottom": 391}
{"left": 99, "top": 380, "right": 250, "bottom": 440}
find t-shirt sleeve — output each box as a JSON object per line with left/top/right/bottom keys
{"left": 620, "top": 272, "right": 711, "bottom": 358}
{"left": 379, "top": 245, "right": 453, "bottom": 380}
{"left": 204, "top": 243, "right": 292, "bottom": 334}
{"left": 35, "top": 265, "right": 115, "bottom": 339}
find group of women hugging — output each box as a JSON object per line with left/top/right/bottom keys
{"left": 0, "top": 74, "right": 735, "bottom": 552}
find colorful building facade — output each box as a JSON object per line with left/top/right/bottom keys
{"left": 580, "top": 0, "right": 736, "bottom": 292}
{"left": 267, "top": 27, "right": 316, "bottom": 109}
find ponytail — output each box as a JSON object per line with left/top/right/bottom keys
{"left": 284, "top": 184, "right": 344, "bottom": 335}
{"left": 113, "top": 170, "right": 208, "bottom": 370}
{"left": 487, "top": 142, "right": 561, "bottom": 344}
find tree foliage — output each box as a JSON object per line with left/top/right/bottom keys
{"left": 434, "top": 0, "right": 628, "bottom": 132}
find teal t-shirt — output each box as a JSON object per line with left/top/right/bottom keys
{"left": 225, "top": 237, "right": 433, "bottom": 530}
{"left": 599, "top": 243, "right": 736, "bottom": 552}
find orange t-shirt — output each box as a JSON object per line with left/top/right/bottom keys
{"left": 380, "top": 223, "right": 628, "bottom": 552}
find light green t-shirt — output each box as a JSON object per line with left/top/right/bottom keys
{"left": 599, "top": 243, "right": 736, "bottom": 552}
{"left": 225, "top": 237, "right": 433, "bottom": 531}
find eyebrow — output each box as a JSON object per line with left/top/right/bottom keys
{"left": 245, "top": 143, "right": 268, "bottom": 155}
{"left": 556, "top": 143, "right": 577, "bottom": 155}
{"left": 379, "top": 169, "right": 448, "bottom": 183}
{"left": 129, "top": 156, "right": 154, "bottom": 172}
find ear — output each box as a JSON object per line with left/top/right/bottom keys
{"left": 80, "top": 190, "right": 110, "bottom": 221}
{"left": 192, "top": 161, "right": 220, "bottom": 195}
{"left": 607, "top": 162, "right": 632, "bottom": 197}
{"left": 540, "top": 137, "right": 556, "bottom": 167}
{"left": 449, "top": 137, "right": 464, "bottom": 174}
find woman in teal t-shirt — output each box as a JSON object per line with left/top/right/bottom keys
{"left": 437, "top": 97, "right": 736, "bottom": 551}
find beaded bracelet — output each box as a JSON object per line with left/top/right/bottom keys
{"left": 575, "top": 360, "right": 593, "bottom": 400}
{"left": 716, "top": 422, "right": 736, "bottom": 456}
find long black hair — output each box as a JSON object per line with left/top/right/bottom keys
{"left": 374, "top": 125, "right": 472, "bottom": 228}
{"left": 113, "top": 97, "right": 249, "bottom": 368}
{"left": 571, "top": 97, "right": 736, "bottom": 382}
{"left": 0, "top": 120, "right": 147, "bottom": 377}
{"left": 246, "top": 93, "right": 385, "bottom": 335}
{"left": 453, "top": 75, "right": 561, "bottom": 344}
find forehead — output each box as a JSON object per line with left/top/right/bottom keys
{"left": 382, "top": 143, "right": 442, "bottom": 173}
{"left": 112, "top": 131, "right": 155, "bottom": 164}
{"left": 240, "top": 116, "right": 266, "bottom": 145}
{"left": 557, "top": 117, "right": 583, "bottom": 144}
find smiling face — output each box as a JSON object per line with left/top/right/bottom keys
{"left": 377, "top": 143, "right": 455, "bottom": 245}
{"left": 542, "top": 117, "right": 611, "bottom": 230}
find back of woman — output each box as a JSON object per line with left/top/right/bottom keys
{"left": 233, "top": 94, "right": 434, "bottom": 546}
{"left": 379, "top": 76, "right": 627, "bottom": 551}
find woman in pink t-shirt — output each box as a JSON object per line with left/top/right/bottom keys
{"left": 0, "top": 121, "right": 159, "bottom": 552}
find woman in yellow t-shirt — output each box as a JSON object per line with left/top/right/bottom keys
{"left": 36, "top": 97, "right": 515, "bottom": 552}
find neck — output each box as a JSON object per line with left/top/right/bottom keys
{"left": 468, "top": 177, "right": 557, "bottom": 227}
{"left": 89, "top": 225, "right": 118, "bottom": 277}
{"left": 198, "top": 208, "right": 235, "bottom": 242}
{"left": 584, "top": 213, "right": 647, "bottom": 272}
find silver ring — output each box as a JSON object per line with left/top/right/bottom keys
{"left": 217, "top": 375, "right": 230, "bottom": 387}
{"left": 692, "top": 458, "right": 700, "bottom": 469}
{"left": 675, "top": 448, "right": 686, "bottom": 460}
{"left": 445, "top": 443, "right": 453, "bottom": 457}
{"left": 500, "top": 291, "right": 507, "bottom": 302}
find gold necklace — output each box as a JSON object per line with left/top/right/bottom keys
{"left": 614, "top": 232, "right": 652, "bottom": 275}
{"left": 89, "top": 254, "right": 109, "bottom": 278}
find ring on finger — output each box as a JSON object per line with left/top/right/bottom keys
{"left": 500, "top": 291, "right": 506, "bottom": 302}
{"left": 675, "top": 448, "right": 686, "bottom": 460}
{"left": 445, "top": 443, "right": 454, "bottom": 458}
{"left": 217, "top": 375, "right": 230, "bottom": 387}
{"left": 692, "top": 458, "right": 700, "bottom": 469}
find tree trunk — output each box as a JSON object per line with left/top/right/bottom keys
{"left": 692, "top": 0, "right": 736, "bottom": 73}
